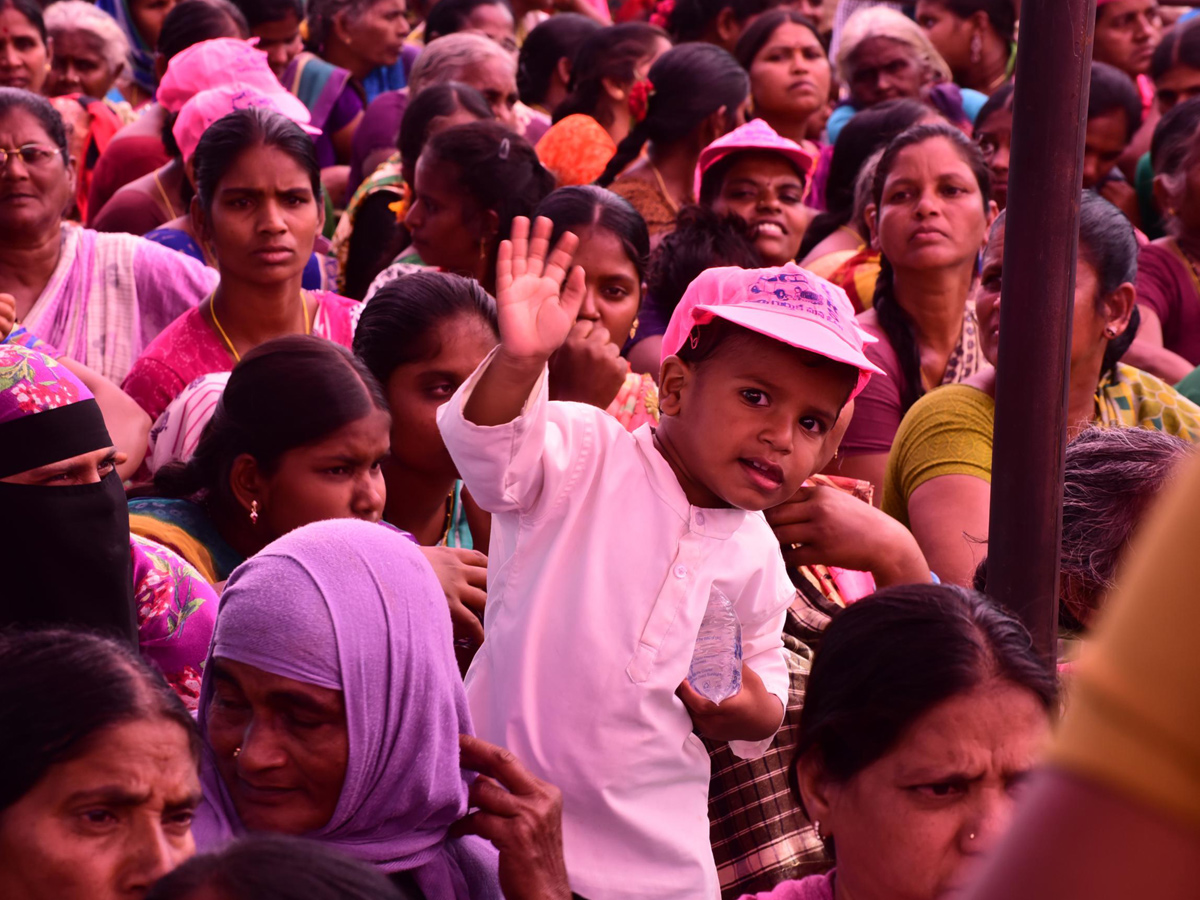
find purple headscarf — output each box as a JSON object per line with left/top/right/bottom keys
{"left": 194, "top": 519, "right": 482, "bottom": 897}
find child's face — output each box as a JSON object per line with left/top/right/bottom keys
{"left": 384, "top": 314, "right": 498, "bottom": 481}
{"left": 658, "top": 329, "right": 856, "bottom": 511}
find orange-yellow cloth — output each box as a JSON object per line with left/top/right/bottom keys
{"left": 536, "top": 114, "right": 617, "bottom": 187}
{"left": 1049, "top": 449, "right": 1200, "bottom": 827}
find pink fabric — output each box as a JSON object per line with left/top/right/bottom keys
{"left": 20, "top": 225, "right": 216, "bottom": 383}
{"left": 122, "top": 291, "right": 363, "bottom": 421}
{"left": 174, "top": 84, "right": 320, "bottom": 163}
{"left": 737, "top": 871, "right": 835, "bottom": 900}
{"left": 660, "top": 263, "right": 884, "bottom": 398}
{"left": 695, "top": 119, "right": 817, "bottom": 200}
{"left": 158, "top": 39, "right": 294, "bottom": 113}
{"left": 131, "top": 532, "right": 218, "bottom": 712}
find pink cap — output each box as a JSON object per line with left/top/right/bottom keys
{"left": 694, "top": 119, "right": 817, "bottom": 200}
{"left": 661, "top": 263, "right": 885, "bottom": 399}
{"left": 174, "top": 84, "right": 321, "bottom": 163}
{"left": 158, "top": 38, "right": 293, "bottom": 113}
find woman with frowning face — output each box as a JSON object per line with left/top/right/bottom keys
{"left": 0, "top": 629, "right": 203, "bottom": 900}
{"left": 738, "top": 584, "right": 1056, "bottom": 900}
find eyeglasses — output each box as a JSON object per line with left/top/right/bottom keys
{"left": 0, "top": 144, "right": 62, "bottom": 168}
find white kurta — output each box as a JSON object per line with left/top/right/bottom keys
{"left": 439, "top": 352, "right": 794, "bottom": 900}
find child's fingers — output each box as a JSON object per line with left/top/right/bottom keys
{"left": 543, "top": 229, "right": 580, "bottom": 285}
{"left": 508, "top": 217, "right": 530, "bottom": 281}
{"left": 556, "top": 266, "right": 588, "bottom": 324}
{"left": 676, "top": 678, "right": 719, "bottom": 716}
{"left": 526, "top": 216, "right": 554, "bottom": 275}
{"left": 495, "top": 239, "right": 514, "bottom": 297}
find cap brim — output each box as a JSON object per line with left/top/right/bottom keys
{"left": 694, "top": 303, "right": 885, "bottom": 378}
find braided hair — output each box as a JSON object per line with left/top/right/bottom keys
{"left": 870, "top": 123, "right": 991, "bottom": 412}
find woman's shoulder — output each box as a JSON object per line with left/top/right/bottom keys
{"left": 1112, "top": 363, "right": 1200, "bottom": 441}
{"left": 129, "top": 496, "right": 241, "bottom": 583}
{"left": 129, "top": 305, "right": 210, "bottom": 361}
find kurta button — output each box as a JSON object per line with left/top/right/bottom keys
{"left": 695, "top": 512, "right": 705, "bottom": 525}
{"left": 674, "top": 565, "right": 687, "bottom": 579}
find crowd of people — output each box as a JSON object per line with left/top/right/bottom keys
{"left": 1, "top": 0, "right": 1199, "bottom": 898}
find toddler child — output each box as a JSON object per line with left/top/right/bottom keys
{"left": 439, "top": 217, "right": 883, "bottom": 899}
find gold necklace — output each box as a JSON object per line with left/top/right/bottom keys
{"left": 649, "top": 162, "right": 685, "bottom": 215}
{"left": 439, "top": 489, "right": 456, "bottom": 546}
{"left": 208, "top": 290, "right": 312, "bottom": 362}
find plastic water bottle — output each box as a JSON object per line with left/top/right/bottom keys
{"left": 688, "top": 587, "right": 743, "bottom": 703}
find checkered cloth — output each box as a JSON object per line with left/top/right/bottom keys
{"left": 705, "top": 596, "right": 838, "bottom": 899}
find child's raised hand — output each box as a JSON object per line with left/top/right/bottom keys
{"left": 0, "top": 293, "right": 16, "bottom": 340}
{"left": 495, "top": 217, "right": 587, "bottom": 366}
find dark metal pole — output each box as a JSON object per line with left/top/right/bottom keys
{"left": 986, "top": 0, "right": 1095, "bottom": 664}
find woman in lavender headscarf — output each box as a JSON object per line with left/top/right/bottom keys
{"left": 192, "top": 519, "right": 507, "bottom": 898}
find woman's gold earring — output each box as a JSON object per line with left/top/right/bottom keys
{"left": 1104, "top": 327, "right": 1118, "bottom": 339}
{"left": 249, "top": 500, "right": 259, "bottom": 525}
{"left": 629, "top": 316, "right": 640, "bottom": 341}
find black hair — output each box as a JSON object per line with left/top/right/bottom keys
{"left": 0, "top": 0, "right": 46, "bottom": 44}
{"left": 648, "top": 205, "right": 761, "bottom": 322}
{"left": 425, "top": 0, "right": 513, "bottom": 43}
{"left": 664, "top": 0, "right": 786, "bottom": 44}
{"left": 305, "top": 0, "right": 388, "bottom": 53}
{"left": 397, "top": 81, "right": 493, "bottom": 172}
{"left": 517, "top": 13, "right": 601, "bottom": 108}
{"left": 420, "top": 120, "right": 555, "bottom": 275}
{"left": 734, "top": 8, "right": 824, "bottom": 70}
{"left": 1078, "top": 191, "right": 1140, "bottom": 376}
{"left": 0, "top": 87, "right": 69, "bottom": 156}
{"left": 1151, "top": 17, "right": 1200, "bottom": 83}
{"left": 0, "top": 628, "right": 200, "bottom": 812}
{"left": 871, "top": 123, "right": 991, "bottom": 412}
{"left": 552, "top": 22, "right": 667, "bottom": 126}
{"left": 935, "top": 0, "right": 1017, "bottom": 43}
{"left": 537, "top": 185, "right": 651, "bottom": 281}
{"left": 231, "top": 0, "right": 304, "bottom": 28}
{"left": 798, "top": 99, "right": 930, "bottom": 258}
{"left": 153, "top": 335, "right": 388, "bottom": 512}
{"left": 157, "top": 0, "right": 249, "bottom": 58}
{"left": 1088, "top": 60, "right": 1143, "bottom": 141}
{"left": 194, "top": 107, "right": 321, "bottom": 216}
{"left": 1150, "top": 94, "right": 1200, "bottom": 174}
{"left": 354, "top": 271, "right": 498, "bottom": 384}
{"left": 597, "top": 42, "right": 750, "bottom": 187}
{"left": 973, "top": 80, "right": 1015, "bottom": 131}
{"left": 792, "top": 584, "right": 1056, "bottom": 843}
{"left": 145, "top": 835, "right": 415, "bottom": 900}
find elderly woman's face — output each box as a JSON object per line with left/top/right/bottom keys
{"left": 805, "top": 680, "right": 1049, "bottom": 900}
{"left": 0, "top": 109, "right": 73, "bottom": 236}
{"left": 0, "top": 718, "right": 200, "bottom": 900}
{"left": 459, "top": 54, "right": 520, "bottom": 130}
{"left": 47, "top": 28, "right": 121, "bottom": 99}
{"left": 847, "top": 36, "right": 929, "bottom": 108}
{"left": 206, "top": 658, "right": 349, "bottom": 835}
